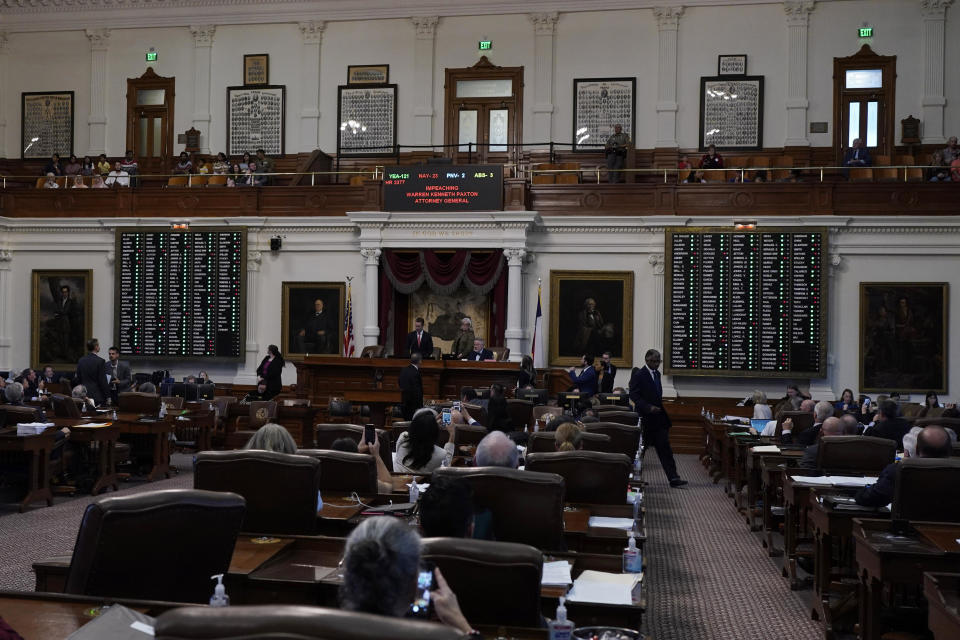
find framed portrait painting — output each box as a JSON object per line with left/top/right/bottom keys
{"left": 31, "top": 270, "right": 92, "bottom": 370}
{"left": 282, "top": 282, "right": 345, "bottom": 359}
{"left": 22, "top": 91, "right": 74, "bottom": 159}
{"left": 549, "top": 270, "right": 634, "bottom": 368}
{"left": 337, "top": 84, "right": 397, "bottom": 156}
{"left": 699, "top": 75, "right": 764, "bottom": 150}
{"left": 572, "top": 78, "right": 635, "bottom": 153}
{"left": 226, "top": 85, "right": 285, "bottom": 156}
{"left": 860, "top": 283, "right": 948, "bottom": 393}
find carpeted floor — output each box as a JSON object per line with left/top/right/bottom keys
{"left": 0, "top": 453, "right": 194, "bottom": 591}
{"left": 642, "top": 452, "right": 822, "bottom": 640}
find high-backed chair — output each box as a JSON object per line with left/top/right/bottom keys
{"left": 892, "top": 458, "right": 960, "bottom": 522}
{"left": 313, "top": 423, "right": 392, "bottom": 472}
{"left": 453, "top": 424, "right": 487, "bottom": 448}
{"left": 849, "top": 167, "right": 874, "bottom": 181}
{"left": 298, "top": 449, "right": 377, "bottom": 494}
{"left": 167, "top": 176, "right": 188, "bottom": 187}
{"left": 815, "top": 435, "right": 896, "bottom": 474}
{"left": 226, "top": 400, "right": 278, "bottom": 449}
{"left": 462, "top": 403, "right": 487, "bottom": 429}
{"left": 117, "top": 391, "right": 161, "bottom": 414}
{"left": 189, "top": 174, "right": 208, "bottom": 187}
{"left": 506, "top": 399, "right": 534, "bottom": 431}
{"left": 0, "top": 405, "right": 42, "bottom": 425}
{"left": 531, "top": 163, "right": 557, "bottom": 184}
{"left": 526, "top": 450, "right": 632, "bottom": 504}
{"left": 583, "top": 421, "right": 642, "bottom": 458}
{"left": 154, "top": 605, "right": 463, "bottom": 640}
{"left": 52, "top": 393, "right": 81, "bottom": 418}
{"left": 64, "top": 489, "right": 245, "bottom": 603}
{"left": 775, "top": 410, "right": 815, "bottom": 440}
{"left": 359, "top": 344, "right": 385, "bottom": 358}
{"left": 194, "top": 450, "right": 321, "bottom": 535}
{"left": 207, "top": 174, "right": 228, "bottom": 186}
{"left": 532, "top": 405, "right": 563, "bottom": 426}
{"left": 432, "top": 466, "right": 566, "bottom": 550}
{"left": 598, "top": 410, "right": 639, "bottom": 426}
{"left": 421, "top": 537, "right": 543, "bottom": 627}
{"left": 489, "top": 346, "right": 511, "bottom": 361}
{"left": 527, "top": 430, "right": 611, "bottom": 453}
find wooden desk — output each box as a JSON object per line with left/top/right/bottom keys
{"left": 0, "top": 428, "right": 57, "bottom": 511}
{"left": 924, "top": 572, "right": 960, "bottom": 640}
{"left": 563, "top": 504, "right": 641, "bottom": 554}
{"left": 52, "top": 414, "right": 173, "bottom": 481}
{"left": 746, "top": 446, "right": 801, "bottom": 532}
{"left": 64, "top": 423, "right": 120, "bottom": 495}
{"left": 782, "top": 471, "right": 816, "bottom": 589}
{"left": 854, "top": 519, "right": 960, "bottom": 640}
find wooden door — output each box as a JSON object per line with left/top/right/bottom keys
{"left": 833, "top": 45, "right": 895, "bottom": 163}
{"left": 445, "top": 57, "right": 522, "bottom": 165}
{"left": 453, "top": 102, "right": 516, "bottom": 164}
{"left": 126, "top": 68, "right": 175, "bottom": 177}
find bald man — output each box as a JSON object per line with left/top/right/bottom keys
{"left": 855, "top": 425, "right": 952, "bottom": 507}
{"left": 798, "top": 416, "right": 845, "bottom": 470}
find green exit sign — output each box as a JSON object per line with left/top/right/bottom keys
{"left": 858, "top": 27, "right": 873, "bottom": 38}
{"left": 479, "top": 40, "right": 492, "bottom": 51}
{"left": 146, "top": 51, "right": 158, "bottom": 62}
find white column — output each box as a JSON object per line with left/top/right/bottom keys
{"left": 298, "top": 21, "right": 325, "bottom": 151}
{"left": 920, "top": 0, "right": 953, "bottom": 144}
{"left": 783, "top": 1, "right": 815, "bottom": 147}
{"left": 0, "top": 249, "right": 11, "bottom": 370}
{"left": 245, "top": 250, "right": 262, "bottom": 381}
{"left": 504, "top": 249, "right": 526, "bottom": 361}
{"left": 411, "top": 17, "right": 439, "bottom": 148}
{"left": 653, "top": 7, "right": 683, "bottom": 148}
{"left": 647, "top": 254, "right": 676, "bottom": 398}
{"left": 361, "top": 248, "right": 382, "bottom": 347}
{"left": 85, "top": 29, "right": 110, "bottom": 156}
{"left": 189, "top": 25, "right": 216, "bottom": 154}
{"left": 809, "top": 253, "right": 844, "bottom": 400}
{"left": 0, "top": 33, "right": 9, "bottom": 158}
{"left": 529, "top": 13, "right": 558, "bottom": 146}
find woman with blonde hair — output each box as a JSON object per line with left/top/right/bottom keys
{"left": 244, "top": 422, "right": 297, "bottom": 454}
{"left": 752, "top": 389, "right": 772, "bottom": 419}
{"left": 554, "top": 421, "right": 585, "bottom": 452}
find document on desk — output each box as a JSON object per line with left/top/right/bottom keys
{"left": 566, "top": 570, "right": 640, "bottom": 605}
{"left": 15, "top": 422, "right": 54, "bottom": 435}
{"left": 588, "top": 516, "right": 636, "bottom": 530}
{"left": 67, "top": 604, "right": 155, "bottom": 638}
{"left": 751, "top": 445, "right": 781, "bottom": 453}
{"left": 791, "top": 475, "right": 878, "bottom": 488}
{"left": 541, "top": 560, "right": 573, "bottom": 586}
{"left": 78, "top": 422, "right": 111, "bottom": 428}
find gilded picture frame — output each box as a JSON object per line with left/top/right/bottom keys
{"left": 282, "top": 282, "right": 345, "bottom": 359}
{"left": 549, "top": 270, "right": 634, "bottom": 367}
{"left": 243, "top": 54, "right": 269, "bottom": 86}
{"left": 859, "top": 282, "right": 948, "bottom": 393}
{"left": 31, "top": 269, "right": 92, "bottom": 371}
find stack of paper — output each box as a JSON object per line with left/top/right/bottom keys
{"left": 792, "top": 475, "right": 878, "bottom": 488}
{"left": 588, "top": 516, "right": 636, "bottom": 530}
{"left": 541, "top": 560, "right": 573, "bottom": 586}
{"left": 16, "top": 422, "right": 53, "bottom": 436}
{"left": 751, "top": 445, "right": 782, "bottom": 453}
{"left": 565, "top": 570, "right": 640, "bottom": 605}
{"left": 722, "top": 416, "right": 751, "bottom": 424}
{"left": 79, "top": 422, "right": 111, "bottom": 428}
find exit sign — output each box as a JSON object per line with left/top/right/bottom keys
{"left": 478, "top": 40, "right": 492, "bottom": 51}
{"left": 858, "top": 27, "right": 873, "bottom": 38}
{"left": 146, "top": 51, "right": 158, "bottom": 62}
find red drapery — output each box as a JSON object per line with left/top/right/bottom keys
{"left": 379, "top": 249, "right": 506, "bottom": 355}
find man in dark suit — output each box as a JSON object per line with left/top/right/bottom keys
{"left": 465, "top": 338, "right": 494, "bottom": 362}
{"left": 405, "top": 317, "right": 434, "bottom": 358}
{"left": 75, "top": 338, "right": 110, "bottom": 407}
{"left": 629, "top": 348, "right": 685, "bottom": 487}
{"left": 842, "top": 138, "right": 872, "bottom": 168}
{"left": 40, "top": 366, "right": 61, "bottom": 385}
{"left": 105, "top": 346, "right": 132, "bottom": 403}
{"left": 856, "top": 425, "right": 952, "bottom": 507}
{"left": 598, "top": 351, "right": 617, "bottom": 394}
{"left": 798, "top": 416, "right": 846, "bottom": 470}
{"left": 567, "top": 354, "right": 598, "bottom": 397}
{"left": 863, "top": 399, "right": 911, "bottom": 450}
{"left": 297, "top": 298, "right": 334, "bottom": 354}
{"left": 398, "top": 353, "right": 424, "bottom": 420}
{"left": 16, "top": 368, "right": 40, "bottom": 399}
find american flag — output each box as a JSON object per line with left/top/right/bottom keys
{"left": 343, "top": 282, "right": 356, "bottom": 357}
{"left": 531, "top": 283, "right": 544, "bottom": 368}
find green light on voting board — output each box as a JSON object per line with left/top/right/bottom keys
{"left": 858, "top": 27, "right": 873, "bottom": 38}
{"left": 478, "top": 40, "right": 492, "bottom": 51}
{"left": 146, "top": 51, "right": 158, "bottom": 62}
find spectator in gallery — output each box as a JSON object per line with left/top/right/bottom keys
{"left": 173, "top": 151, "right": 193, "bottom": 175}
{"left": 928, "top": 151, "right": 950, "bottom": 182}
{"left": 779, "top": 168, "right": 803, "bottom": 183}
{"left": 677, "top": 154, "right": 694, "bottom": 183}
{"left": 71, "top": 174, "right": 88, "bottom": 189}
{"left": 212, "top": 152, "right": 230, "bottom": 175}
{"left": 239, "top": 152, "right": 252, "bottom": 171}
{"left": 91, "top": 175, "right": 107, "bottom": 189}
{"left": 43, "top": 153, "right": 63, "bottom": 176}
{"left": 63, "top": 154, "right": 82, "bottom": 176}
{"left": 42, "top": 173, "right": 60, "bottom": 189}
{"left": 255, "top": 148, "right": 275, "bottom": 175}
{"left": 119, "top": 150, "right": 139, "bottom": 175}
{"left": 192, "top": 153, "right": 212, "bottom": 175}
{"left": 941, "top": 135, "right": 959, "bottom": 164}
{"left": 950, "top": 155, "right": 960, "bottom": 182}
{"left": 683, "top": 169, "right": 706, "bottom": 184}
{"left": 80, "top": 156, "right": 96, "bottom": 176}
{"left": 604, "top": 124, "right": 631, "bottom": 184}
{"left": 700, "top": 144, "right": 724, "bottom": 170}
{"left": 843, "top": 138, "right": 871, "bottom": 168}
{"left": 96, "top": 154, "right": 111, "bottom": 176}
{"left": 105, "top": 162, "right": 130, "bottom": 188}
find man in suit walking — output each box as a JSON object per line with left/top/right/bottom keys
{"left": 598, "top": 351, "right": 617, "bottom": 394}
{"left": 629, "top": 348, "right": 686, "bottom": 487}
{"left": 398, "top": 353, "right": 424, "bottom": 420}
{"left": 105, "top": 345, "right": 132, "bottom": 404}
{"left": 405, "top": 317, "right": 434, "bottom": 358}
{"left": 76, "top": 338, "right": 110, "bottom": 407}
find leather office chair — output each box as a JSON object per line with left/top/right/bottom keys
{"left": 314, "top": 423, "right": 393, "bottom": 472}
{"left": 892, "top": 458, "right": 960, "bottom": 522}
{"left": 774, "top": 411, "right": 815, "bottom": 439}
{"left": 117, "top": 391, "right": 161, "bottom": 414}
{"left": 532, "top": 405, "right": 563, "bottom": 426}
{"left": 914, "top": 417, "right": 960, "bottom": 429}
{"left": 298, "top": 449, "right": 377, "bottom": 494}
{"left": 154, "top": 605, "right": 463, "bottom": 640}
{"left": 527, "top": 430, "right": 611, "bottom": 453}
{"left": 816, "top": 436, "right": 896, "bottom": 474}
{"left": 433, "top": 466, "right": 566, "bottom": 550}
{"left": 52, "top": 393, "right": 81, "bottom": 418}
{"left": 584, "top": 422, "right": 642, "bottom": 458}
{"left": 526, "top": 450, "right": 631, "bottom": 504}
{"left": 462, "top": 403, "right": 487, "bottom": 428}
{"left": 227, "top": 400, "right": 278, "bottom": 449}
{"left": 359, "top": 345, "right": 385, "bottom": 358}
{"left": 161, "top": 396, "right": 185, "bottom": 411}
{"left": 453, "top": 424, "right": 487, "bottom": 449}
{"left": 421, "top": 537, "right": 543, "bottom": 627}
{"left": 0, "top": 405, "right": 42, "bottom": 425}
{"left": 194, "top": 450, "right": 321, "bottom": 535}
{"left": 506, "top": 399, "right": 534, "bottom": 431}
{"left": 64, "top": 489, "right": 245, "bottom": 603}
{"left": 327, "top": 397, "right": 354, "bottom": 424}
{"left": 597, "top": 410, "right": 639, "bottom": 426}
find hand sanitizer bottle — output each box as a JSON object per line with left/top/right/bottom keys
{"left": 158, "top": 402, "right": 167, "bottom": 419}
{"left": 408, "top": 480, "right": 420, "bottom": 504}
{"left": 548, "top": 596, "right": 574, "bottom": 640}
{"left": 209, "top": 573, "right": 229, "bottom": 607}
{"left": 623, "top": 531, "right": 642, "bottom": 573}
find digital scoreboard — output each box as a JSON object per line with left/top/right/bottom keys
{"left": 664, "top": 227, "right": 827, "bottom": 378}
{"left": 115, "top": 228, "right": 246, "bottom": 361}
{"left": 382, "top": 164, "right": 503, "bottom": 211}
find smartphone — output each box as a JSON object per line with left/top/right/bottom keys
{"left": 364, "top": 423, "right": 376, "bottom": 445}
{"left": 441, "top": 408, "right": 452, "bottom": 425}
{"left": 409, "top": 564, "right": 435, "bottom": 617}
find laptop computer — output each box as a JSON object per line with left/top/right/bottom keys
{"left": 751, "top": 418, "right": 770, "bottom": 433}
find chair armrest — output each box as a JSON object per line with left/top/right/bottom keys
{"left": 33, "top": 554, "right": 72, "bottom": 592}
